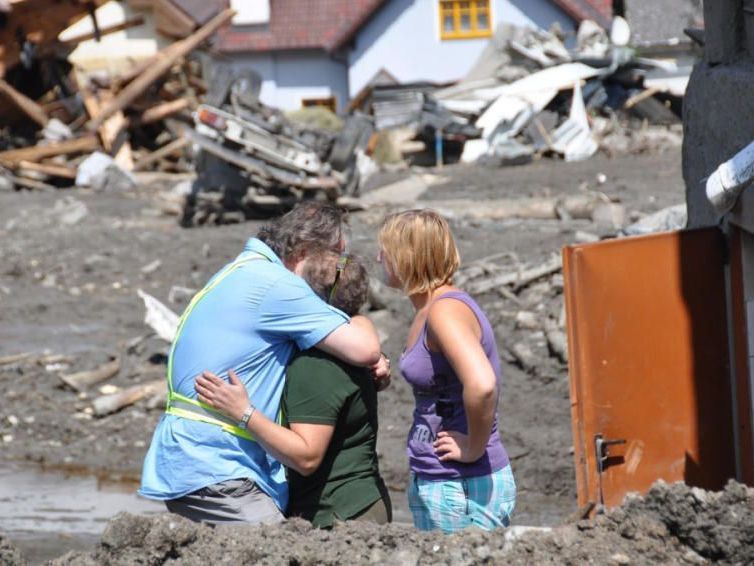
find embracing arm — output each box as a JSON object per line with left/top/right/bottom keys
{"left": 317, "top": 316, "right": 392, "bottom": 391}
{"left": 195, "top": 370, "right": 333, "bottom": 476}
{"left": 427, "top": 299, "right": 497, "bottom": 463}
{"left": 316, "top": 315, "right": 381, "bottom": 367}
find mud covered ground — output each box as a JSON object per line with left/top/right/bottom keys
{"left": 5, "top": 480, "right": 754, "bottom": 565}
{"left": 1, "top": 148, "right": 689, "bottom": 561}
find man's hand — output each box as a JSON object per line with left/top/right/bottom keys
{"left": 370, "top": 352, "right": 391, "bottom": 392}
{"left": 195, "top": 369, "right": 250, "bottom": 422}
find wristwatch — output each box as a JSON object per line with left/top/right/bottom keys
{"left": 239, "top": 404, "right": 256, "bottom": 430}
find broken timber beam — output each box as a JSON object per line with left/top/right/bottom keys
{"left": 0, "top": 135, "right": 98, "bottom": 167}
{"left": 60, "top": 357, "right": 121, "bottom": 392}
{"left": 17, "top": 160, "right": 77, "bottom": 179}
{"left": 92, "top": 378, "right": 166, "bottom": 416}
{"left": 81, "top": 89, "right": 133, "bottom": 170}
{"left": 466, "top": 255, "right": 563, "bottom": 295}
{"left": 133, "top": 136, "right": 190, "bottom": 171}
{"left": 0, "top": 78, "right": 49, "bottom": 127}
{"left": 90, "top": 8, "right": 235, "bottom": 130}
{"left": 136, "top": 98, "right": 192, "bottom": 125}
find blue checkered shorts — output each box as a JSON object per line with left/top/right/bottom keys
{"left": 407, "top": 465, "right": 516, "bottom": 533}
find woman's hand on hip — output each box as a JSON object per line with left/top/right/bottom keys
{"left": 433, "top": 430, "right": 483, "bottom": 463}
{"left": 195, "top": 369, "right": 250, "bottom": 422}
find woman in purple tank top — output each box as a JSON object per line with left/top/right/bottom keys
{"left": 377, "top": 209, "right": 516, "bottom": 533}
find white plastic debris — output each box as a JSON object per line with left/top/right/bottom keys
{"left": 76, "top": 151, "right": 136, "bottom": 191}
{"left": 137, "top": 289, "right": 179, "bottom": 343}
{"left": 550, "top": 81, "right": 598, "bottom": 162}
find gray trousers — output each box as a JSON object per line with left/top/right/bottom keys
{"left": 165, "top": 478, "right": 285, "bottom": 525}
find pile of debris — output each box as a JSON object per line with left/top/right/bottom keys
{"left": 0, "top": 2, "right": 235, "bottom": 192}
{"left": 183, "top": 92, "right": 374, "bottom": 225}
{"left": 0, "top": 1, "right": 379, "bottom": 224}
{"left": 355, "top": 18, "right": 694, "bottom": 168}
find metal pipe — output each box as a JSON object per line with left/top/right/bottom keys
{"left": 706, "top": 138, "right": 754, "bottom": 215}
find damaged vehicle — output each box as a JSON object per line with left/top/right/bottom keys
{"left": 184, "top": 72, "right": 373, "bottom": 224}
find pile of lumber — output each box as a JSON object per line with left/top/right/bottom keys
{"left": 0, "top": 4, "right": 235, "bottom": 190}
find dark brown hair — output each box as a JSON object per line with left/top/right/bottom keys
{"left": 302, "top": 250, "right": 368, "bottom": 316}
{"left": 257, "top": 202, "right": 347, "bottom": 262}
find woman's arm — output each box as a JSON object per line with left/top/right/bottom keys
{"left": 426, "top": 299, "right": 498, "bottom": 464}
{"left": 195, "top": 370, "right": 334, "bottom": 476}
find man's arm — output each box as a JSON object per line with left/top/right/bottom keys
{"left": 315, "top": 314, "right": 381, "bottom": 367}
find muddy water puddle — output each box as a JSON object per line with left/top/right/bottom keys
{"left": 0, "top": 460, "right": 163, "bottom": 564}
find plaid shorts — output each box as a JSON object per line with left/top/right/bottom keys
{"left": 407, "top": 465, "right": 516, "bottom": 533}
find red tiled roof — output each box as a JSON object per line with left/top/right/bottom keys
{"left": 212, "top": 0, "right": 612, "bottom": 55}
{"left": 215, "top": 0, "right": 387, "bottom": 53}
{"left": 550, "top": 0, "right": 612, "bottom": 28}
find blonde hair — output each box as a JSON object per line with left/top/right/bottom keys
{"left": 378, "top": 209, "right": 460, "bottom": 296}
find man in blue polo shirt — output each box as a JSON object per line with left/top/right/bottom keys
{"left": 139, "top": 203, "right": 386, "bottom": 524}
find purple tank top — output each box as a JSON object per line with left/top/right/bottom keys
{"left": 398, "top": 290, "right": 510, "bottom": 479}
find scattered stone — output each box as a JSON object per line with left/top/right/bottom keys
{"left": 168, "top": 285, "right": 196, "bottom": 305}
{"left": 622, "top": 204, "right": 686, "bottom": 236}
{"left": 510, "top": 342, "right": 537, "bottom": 372}
{"left": 54, "top": 197, "right": 89, "bottom": 226}
{"left": 592, "top": 202, "right": 626, "bottom": 229}
{"left": 574, "top": 230, "right": 600, "bottom": 243}
{"left": 515, "top": 311, "right": 539, "bottom": 330}
{"left": 140, "top": 260, "right": 163, "bottom": 275}
{"left": 0, "top": 533, "right": 26, "bottom": 566}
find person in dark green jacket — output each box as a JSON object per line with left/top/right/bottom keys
{"left": 196, "top": 250, "right": 392, "bottom": 528}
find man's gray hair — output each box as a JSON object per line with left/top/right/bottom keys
{"left": 257, "top": 202, "right": 347, "bottom": 261}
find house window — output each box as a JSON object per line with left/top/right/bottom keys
{"left": 301, "top": 96, "right": 337, "bottom": 113}
{"left": 439, "top": 1, "right": 492, "bottom": 40}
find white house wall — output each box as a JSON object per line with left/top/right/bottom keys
{"left": 348, "top": 0, "right": 575, "bottom": 97}
{"left": 209, "top": 51, "right": 349, "bottom": 111}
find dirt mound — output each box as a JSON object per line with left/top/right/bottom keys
{"left": 52, "top": 480, "right": 754, "bottom": 565}
{"left": 0, "top": 534, "right": 26, "bottom": 566}
{"left": 507, "top": 480, "right": 754, "bottom": 565}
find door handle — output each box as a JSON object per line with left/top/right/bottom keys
{"left": 594, "top": 434, "right": 626, "bottom": 506}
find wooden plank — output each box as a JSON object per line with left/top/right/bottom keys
{"left": 92, "top": 378, "right": 166, "bottom": 416}
{"left": 82, "top": 89, "right": 133, "bottom": 170}
{"left": 17, "top": 160, "right": 77, "bottom": 179}
{"left": 60, "top": 358, "right": 121, "bottom": 392}
{"left": 0, "top": 78, "right": 49, "bottom": 127}
{"left": 89, "top": 8, "right": 235, "bottom": 130}
{"left": 0, "top": 135, "right": 98, "bottom": 166}
{"left": 137, "top": 98, "right": 192, "bottom": 125}
{"left": 133, "top": 136, "right": 189, "bottom": 171}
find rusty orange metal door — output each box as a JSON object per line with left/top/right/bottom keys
{"left": 563, "top": 227, "right": 736, "bottom": 509}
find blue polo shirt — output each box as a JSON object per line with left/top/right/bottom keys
{"left": 139, "top": 238, "right": 348, "bottom": 511}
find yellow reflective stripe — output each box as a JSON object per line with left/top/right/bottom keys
{"left": 164, "top": 252, "right": 269, "bottom": 439}
{"left": 166, "top": 406, "right": 254, "bottom": 441}
{"left": 166, "top": 254, "right": 265, "bottom": 397}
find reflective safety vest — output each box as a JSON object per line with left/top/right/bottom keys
{"left": 164, "top": 252, "right": 270, "bottom": 441}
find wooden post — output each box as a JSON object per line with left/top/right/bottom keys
{"left": 133, "top": 136, "right": 189, "bottom": 171}
{"left": 82, "top": 88, "right": 134, "bottom": 170}
{"left": 17, "top": 160, "right": 77, "bottom": 179}
{"left": 0, "top": 135, "right": 99, "bottom": 167}
{"left": 137, "top": 98, "right": 192, "bottom": 125}
{"left": 0, "top": 78, "right": 49, "bottom": 127}
{"left": 89, "top": 8, "right": 235, "bottom": 130}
